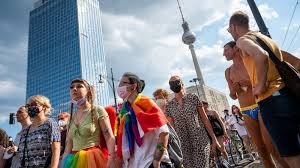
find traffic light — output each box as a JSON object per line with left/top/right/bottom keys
{"left": 9, "top": 113, "right": 15, "bottom": 124}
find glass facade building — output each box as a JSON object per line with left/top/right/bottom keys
{"left": 26, "top": 0, "right": 110, "bottom": 117}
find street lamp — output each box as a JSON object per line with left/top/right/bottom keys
{"left": 99, "top": 68, "right": 118, "bottom": 112}
{"left": 9, "top": 113, "right": 16, "bottom": 124}
{"left": 189, "top": 78, "right": 201, "bottom": 98}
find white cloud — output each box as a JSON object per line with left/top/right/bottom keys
{"left": 101, "top": 0, "right": 271, "bottom": 106}
{"left": 217, "top": 1, "right": 279, "bottom": 38}
{"left": 258, "top": 4, "right": 279, "bottom": 20}
{"left": 0, "top": 80, "right": 25, "bottom": 99}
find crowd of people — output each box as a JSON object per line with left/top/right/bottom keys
{"left": 0, "top": 11, "right": 300, "bottom": 168}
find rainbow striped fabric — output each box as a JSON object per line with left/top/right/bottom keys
{"left": 63, "top": 147, "right": 107, "bottom": 168}
{"left": 115, "top": 94, "right": 168, "bottom": 158}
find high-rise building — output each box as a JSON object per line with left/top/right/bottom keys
{"left": 26, "top": 0, "right": 110, "bottom": 117}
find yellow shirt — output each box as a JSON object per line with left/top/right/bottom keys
{"left": 237, "top": 31, "right": 284, "bottom": 102}
{"left": 69, "top": 106, "right": 108, "bottom": 151}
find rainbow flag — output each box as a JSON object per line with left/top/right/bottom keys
{"left": 115, "top": 94, "right": 168, "bottom": 158}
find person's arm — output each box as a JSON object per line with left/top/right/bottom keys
{"left": 281, "top": 50, "right": 300, "bottom": 71}
{"left": 197, "top": 106, "right": 221, "bottom": 153}
{"left": 165, "top": 104, "right": 175, "bottom": 128}
{"left": 0, "top": 146, "right": 6, "bottom": 168}
{"left": 99, "top": 116, "right": 115, "bottom": 168}
{"left": 50, "top": 141, "right": 60, "bottom": 168}
{"left": 212, "top": 111, "right": 228, "bottom": 138}
{"left": 237, "top": 37, "right": 269, "bottom": 96}
{"left": 166, "top": 117, "right": 175, "bottom": 128}
{"left": 152, "top": 131, "right": 169, "bottom": 168}
{"left": 225, "top": 68, "right": 239, "bottom": 99}
{"left": 62, "top": 132, "right": 73, "bottom": 158}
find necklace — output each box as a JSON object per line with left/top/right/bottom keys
{"left": 75, "top": 108, "right": 90, "bottom": 125}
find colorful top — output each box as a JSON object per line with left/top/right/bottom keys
{"left": 69, "top": 106, "right": 108, "bottom": 151}
{"left": 18, "top": 119, "right": 60, "bottom": 168}
{"left": 237, "top": 31, "right": 284, "bottom": 102}
{"left": 115, "top": 94, "right": 168, "bottom": 161}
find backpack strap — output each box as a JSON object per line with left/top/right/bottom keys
{"left": 248, "top": 33, "right": 282, "bottom": 65}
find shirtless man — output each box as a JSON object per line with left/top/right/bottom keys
{"left": 227, "top": 11, "right": 300, "bottom": 168}
{"left": 224, "top": 41, "right": 289, "bottom": 168}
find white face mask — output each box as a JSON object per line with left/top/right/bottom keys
{"left": 117, "top": 86, "right": 131, "bottom": 100}
{"left": 72, "top": 97, "right": 86, "bottom": 107}
{"left": 155, "top": 99, "right": 166, "bottom": 108}
{"left": 58, "top": 120, "right": 68, "bottom": 127}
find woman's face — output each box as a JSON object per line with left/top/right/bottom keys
{"left": 117, "top": 76, "right": 137, "bottom": 100}
{"left": 232, "top": 106, "right": 238, "bottom": 114}
{"left": 27, "top": 100, "right": 45, "bottom": 118}
{"left": 70, "top": 82, "right": 89, "bottom": 101}
{"left": 169, "top": 77, "right": 183, "bottom": 94}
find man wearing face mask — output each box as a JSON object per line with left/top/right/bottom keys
{"left": 57, "top": 112, "right": 70, "bottom": 158}
{"left": 166, "top": 75, "right": 221, "bottom": 168}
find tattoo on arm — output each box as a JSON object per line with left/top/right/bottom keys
{"left": 103, "top": 127, "right": 110, "bottom": 135}
{"left": 154, "top": 143, "right": 167, "bottom": 161}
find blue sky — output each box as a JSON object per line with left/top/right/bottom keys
{"left": 0, "top": 0, "right": 299, "bottom": 138}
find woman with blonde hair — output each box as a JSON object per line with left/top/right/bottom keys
{"left": 166, "top": 75, "right": 221, "bottom": 168}
{"left": 18, "top": 95, "right": 61, "bottom": 168}
{"left": 62, "top": 79, "right": 115, "bottom": 168}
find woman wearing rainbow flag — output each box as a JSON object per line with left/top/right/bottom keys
{"left": 62, "top": 79, "right": 115, "bottom": 168}
{"left": 115, "top": 72, "right": 171, "bottom": 168}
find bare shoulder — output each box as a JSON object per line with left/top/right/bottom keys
{"left": 236, "top": 36, "right": 252, "bottom": 49}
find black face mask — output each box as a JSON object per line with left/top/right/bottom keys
{"left": 27, "top": 106, "right": 40, "bottom": 118}
{"left": 169, "top": 80, "right": 182, "bottom": 93}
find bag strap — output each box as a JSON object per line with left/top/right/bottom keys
{"left": 250, "top": 34, "right": 282, "bottom": 65}
{"left": 235, "top": 115, "right": 239, "bottom": 124}
{"left": 21, "top": 125, "right": 31, "bottom": 167}
{"left": 44, "top": 120, "right": 52, "bottom": 168}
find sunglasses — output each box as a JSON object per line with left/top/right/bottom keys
{"left": 169, "top": 80, "right": 181, "bottom": 85}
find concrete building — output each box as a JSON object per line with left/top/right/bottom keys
{"left": 186, "top": 85, "right": 230, "bottom": 116}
